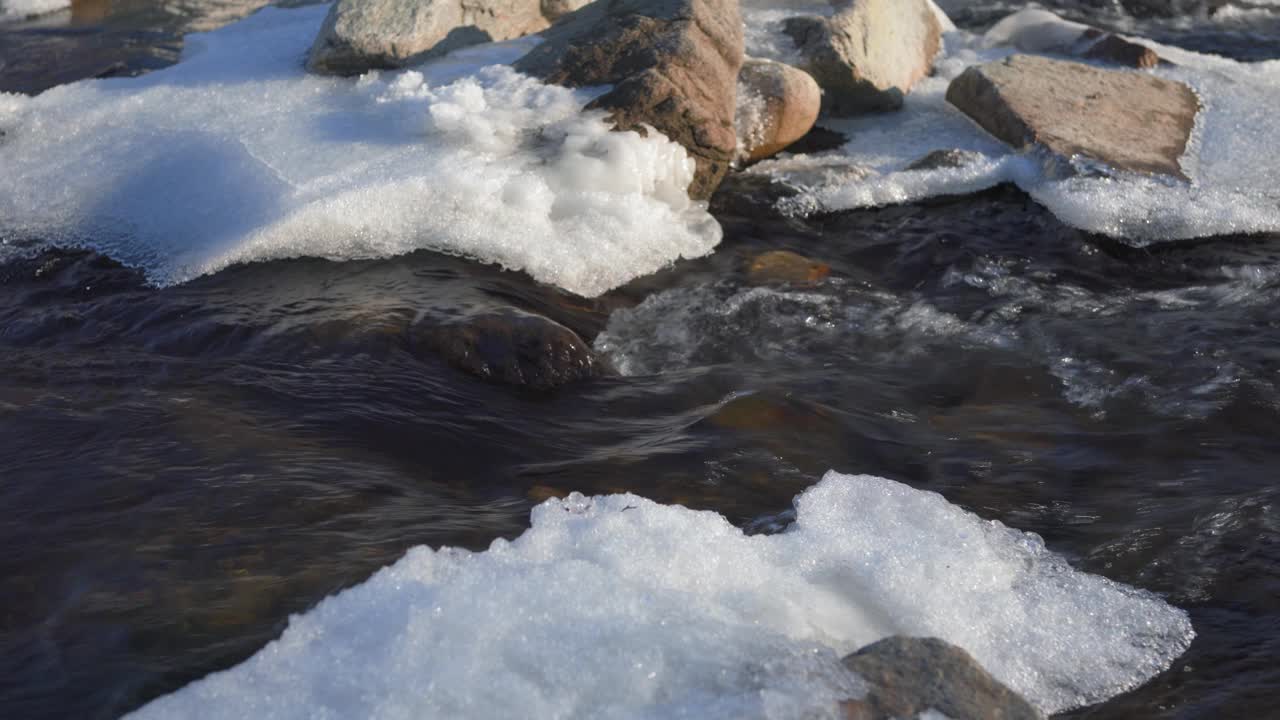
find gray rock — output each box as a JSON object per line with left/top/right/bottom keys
{"left": 906, "top": 148, "right": 982, "bottom": 171}
{"left": 306, "top": 0, "right": 553, "bottom": 76}
{"left": 840, "top": 636, "right": 1043, "bottom": 720}
{"left": 736, "top": 58, "right": 821, "bottom": 162}
{"left": 414, "top": 309, "right": 604, "bottom": 389}
{"left": 514, "top": 0, "right": 744, "bottom": 200}
{"left": 783, "top": 0, "right": 943, "bottom": 115}
{"left": 946, "top": 54, "right": 1199, "bottom": 179}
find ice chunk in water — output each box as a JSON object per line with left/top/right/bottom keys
{"left": 0, "top": 5, "right": 720, "bottom": 297}
{"left": 127, "top": 472, "right": 1193, "bottom": 719}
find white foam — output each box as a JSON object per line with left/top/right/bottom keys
{"left": 749, "top": 13, "right": 1280, "bottom": 242}
{"left": 127, "top": 472, "right": 1192, "bottom": 719}
{"left": 0, "top": 0, "right": 68, "bottom": 21}
{"left": 0, "top": 5, "right": 720, "bottom": 297}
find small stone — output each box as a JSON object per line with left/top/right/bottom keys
{"left": 946, "top": 54, "right": 1199, "bottom": 179}
{"left": 840, "top": 636, "right": 1043, "bottom": 720}
{"left": 906, "top": 148, "right": 983, "bottom": 171}
{"left": 1082, "top": 31, "right": 1161, "bottom": 69}
{"left": 745, "top": 250, "right": 831, "bottom": 286}
{"left": 736, "top": 58, "right": 821, "bottom": 163}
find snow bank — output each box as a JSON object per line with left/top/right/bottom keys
{"left": 740, "top": 7, "right": 1280, "bottom": 242}
{"left": 128, "top": 472, "right": 1193, "bottom": 719}
{"left": 0, "top": 5, "right": 720, "bottom": 296}
{"left": 0, "top": 0, "right": 68, "bottom": 21}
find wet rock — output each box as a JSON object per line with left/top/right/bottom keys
{"left": 906, "top": 148, "right": 982, "bottom": 171}
{"left": 413, "top": 309, "right": 604, "bottom": 389}
{"left": 984, "top": 9, "right": 1163, "bottom": 69}
{"left": 736, "top": 58, "right": 821, "bottom": 163}
{"left": 1082, "top": 30, "right": 1161, "bottom": 69}
{"left": 786, "top": 125, "right": 849, "bottom": 155}
{"left": 946, "top": 54, "right": 1199, "bottom": 179}
{"left": 745, "top": 250, "right": 830, "bottom": 286}
{"left": 782, "top": 0, "right": 943, "bottom": 115}
{"left": 514, "top": 0, "right": 743, "bottom": 200}
{"left": 840, "top": 636, "right": 1043, "bottom": 720}
{"left": 307, "top": 0, "right": 554, "bottom": 75}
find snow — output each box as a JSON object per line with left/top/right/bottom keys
{"left": 128, "top": 472, "right": 1193, "bottom": 719}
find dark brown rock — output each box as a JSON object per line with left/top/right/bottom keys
{"left": 783, "top": 0, "right": 943, "bottom": 115}
{"left": 414, "top": 309, "right": 604, "bottom": 389}
{"left": 745, "top": 250, "right": 830, "bottom": 285}
{"left": 840, "top": 636, "right": 1043, "bottom": 720}
{"left": 514, "top": 0, "right": 744, "bottom": 200}
{"left": 1082, "top": 31, "right": 1161, "bottom": 69}
{"left": 946, "top": 54, "right": 1199, "bottom": 179}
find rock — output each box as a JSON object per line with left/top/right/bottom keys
{"left": 840, "top": 636, "right": 1043, "bottom": 720}
{"left": 745, "top": 250, "right": 830, "bottom": 285}
{"left": 946, "top": 54, "right": 1199, "bottom": 179}
{"left": 307, "top": 0, "right": 553, "bottom": 76}
{"left": 1082, "top": 30, "right": 1161, "bottom": 69}
{"left": 782, "top": 0, "right": 943, "bottom": 115}
{"left": 906, "top": 148, "right": 982, "bottom": 171}
{"left": 736, "top": 59, "right": 821, "bottom": 163}
{"left": 984, "top": 9, "right": 1162, "bottom": 69}
{"left": 413, "top": 309, "right": 604, "bottom": 389}
{"left": 514, "top": 0, "right": 743, "bottom": 200}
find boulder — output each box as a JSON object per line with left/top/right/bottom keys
{"left": 840, "top": 636, "right": 1043, "bottom": 720}
{"left": 946, "top": 54, "right": 1199, "bottom": 179}
{"left": 413, "top": 309, "right": 604, "bottom": 389}
{"left": 782, "top": 0, "right": 943, "bottom": 115}
{"left": 513, "top": 0, "right": 744, "bottom": 200}
{"left": 735, "top": 58, "right": 821, "bottom": 162}
{"left": 1082, "top": 30, "right": 1160, "bottom": 69}
{"left": 307, "top": 0, "right": 571, "bottom": 75}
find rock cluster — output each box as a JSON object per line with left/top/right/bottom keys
{"left": 782, "top": 0, "right": 944, "bottom": 114}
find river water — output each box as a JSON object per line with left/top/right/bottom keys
{"left": 2, "top": 1, "right": 1278, "bottom": 718}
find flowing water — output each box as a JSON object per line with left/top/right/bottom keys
{"left": 2, "top": 1, "right": 1279, "bottom": 718}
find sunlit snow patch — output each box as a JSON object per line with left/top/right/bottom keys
{"left": 740, "top": 8, "right": 1280, "bottom": 242}
{"left": 0, "top": 0, "right": 68, "bottom": 21}
{"left": 0, "top": 5, "right": 720, "bottom": 297}
{"left": 128, "top": 472, "right": 1192, "bottom": 720}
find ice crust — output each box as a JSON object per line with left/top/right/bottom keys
{"left": 129, "top": 472, "right": 1193, "bottom": 719}
{"left": 741, "top": 7, "right": 1280, "bottom": 242}
{"left": 0, "top": 0, "right": 68, "bottom": 21}
{"left": 0, "top": 5, "right": 720, "bottom": 296}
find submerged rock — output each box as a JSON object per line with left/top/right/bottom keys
{"left": 307, "top": 0, "right": 569, "bottom": 75}
{"left": 782, "top": 0, "right": 943, "bottom": 115}
{"left": 745, "top": 250, "right": 830, "bottom": 286}
{"left": 514, "top": 0, "right": 744, "bottom": 200}
{"left": 905, "top": 148, "right": 983, "bottom": 171}
{"left": 946, "top": 54, "right": 1199, "bottom": 179}
{"left": 413, "top": 309, "right": 604, "bottom": 389}
{"left": 840, "top": 636, "right": 1043, "bottom": 720}
{"left": 736, "top": 58, "right": 821, "bottom": 163}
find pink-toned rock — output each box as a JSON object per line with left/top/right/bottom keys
{"left": 783, "top": 0, "right": 943, "bottom": 115}
{"left": 946, "top": 54, "right": 1198, "bottom": 179}
{"left": 736, "top": 58, "right": 821, "bottom": 162}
